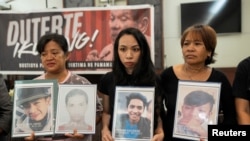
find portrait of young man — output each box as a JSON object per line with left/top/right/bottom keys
{"left": 173, "top": 81, "right": 221, "bottom": 140}
{"left": 176, "top": 90, "right": 215, "bottom": 138}
{"left": 112, "top": 87, "right": 155, "bottom": 140}
{"left": 55, "top": 85, "right": 96, "bottom": 134}
{"left": 13, "top": 86, "right": 53, "bottom": 136}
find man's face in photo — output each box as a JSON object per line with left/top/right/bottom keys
{"left": 22, "top": 97, "right": 51, "bottom": 121}
{"left": 109, "top": 10, "right": 138, "bottom": 42}
{"left": 127, "top": 99, "right": 144, "bottom": 124}
{"left": 66, "top": 94, "right": 87, "bottom": 122}
{"left": 181, "top": 102, "right": 211, "bottom": 124}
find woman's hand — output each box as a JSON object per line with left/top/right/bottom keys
{"left": 185, "top": 119, "right": 207, "bottom": 137}
{"left": 24, "top": 132, "right": 35, "bottom": 141}
{"left": 151, "top": 131, "right": 164, "bottom": 141}
{"left": 200, "top": 138, "right": 207, "bottom": 141}
{"left": 65, "top": 129, "right": 84, "bottom": 139}
{"left": 101, "top": 127, "right": 113, "bottom": 141}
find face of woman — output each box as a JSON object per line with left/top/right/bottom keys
{"left": 182, "top": 33, "right": 211, "bottom": 65}
{"left": 118, "top": 34, "right": 141, "bottom": 74}
{"left": 40, "top": 41, "right": 69, "bottom": 74}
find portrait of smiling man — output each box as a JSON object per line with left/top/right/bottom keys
{"left": 114, "top": 92, "right": 151, "bottom": 139}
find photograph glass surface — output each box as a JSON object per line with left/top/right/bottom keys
{"left": 12, "top": 79, "right": 57, "bottom": 137}
{"left": 173, "top": 80, "right": 221, "bottom": 140}
{"left": 112, "top": 86, "right": 155, "bottom": 141}
{"left": 55, "top": 84, "right": 97, "bottom": 134}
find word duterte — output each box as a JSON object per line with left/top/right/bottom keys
{"left": 212, "top": 129, "right": 246, "bottom": 136}
{"left": 6, "top": 12, "right": 99, "bottom": 58}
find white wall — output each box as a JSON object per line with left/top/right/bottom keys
{"left": 163, "top": 0, "right": 250, "bottom": 68}
{"left": 7, "top": 0, "right": 63, "bottom": 10}
{"left": 95, "top": 0, "right": 126, "bottom": 7}
{"left": 4, "top": 0, "right": 250, "bottom": 68}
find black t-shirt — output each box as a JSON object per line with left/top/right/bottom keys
{"left": 98, "top": 72, "right": 116, "bottom": 130}
{"left": 233, "top": 56, "right": 250, "bottom": 100}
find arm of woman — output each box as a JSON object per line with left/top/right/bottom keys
{"left": 100, "top": 92, "right": 113, "bottom": 141}
{"left": 96, "top": 92, "right": 104, "bottom": 124}
{"left": 152, "top": 116, "right": 164, "bottom": 141}
{"left": 152, "top": 79, "right": 164, "bottom": 141}
{"left": 235, "top": 98, "right": 250, "bottom": 124}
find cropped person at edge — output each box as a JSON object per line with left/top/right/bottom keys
{"left": 0, "top": 74, "right": 12, "bottom": 141}
{"left": 233, "top": 56, "right": 250, "bottom": 124}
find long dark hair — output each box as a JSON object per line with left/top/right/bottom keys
{"left": 112, "top": 27, "right": 155, "bottom": 86}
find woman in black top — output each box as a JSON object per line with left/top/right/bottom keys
{"left": 159, "top": 24, "right": 237, "bottom": 141}
{"left": 98, "top": 27, "right": 164, "bottom": 141}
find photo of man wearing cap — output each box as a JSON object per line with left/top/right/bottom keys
{"left": 14, "top": 87, "right": 52, "bottom": 133}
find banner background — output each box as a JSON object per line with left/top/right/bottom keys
{"left": 0, "top": 5, "right": 154, "bottom": 74}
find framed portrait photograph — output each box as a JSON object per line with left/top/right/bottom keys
{"left": 11, "top": 79, "right": 57, "bottom": 138}
{"left": 173, "top": 80, "right": 221, "bottom": 140}
{"left": 112, "top": 86, "right": 155, "bottom": 141}
{"left": 54, "top": 84, "right": 97, "bottom": 134}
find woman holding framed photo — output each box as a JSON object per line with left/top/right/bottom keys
{"left": 98, "top": 27, "right": 164, "bottom": 141}
{"left": 159, "top": 24, "right": 237, "bottom": 141}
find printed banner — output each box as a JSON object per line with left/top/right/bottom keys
{"left": 0, "top": 4, "right": 154, "bottom": 74}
